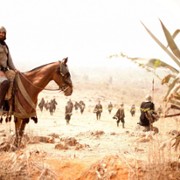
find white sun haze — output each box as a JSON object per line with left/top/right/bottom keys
{"left": 0, "top": 0, "right": 179, "bottom": 70}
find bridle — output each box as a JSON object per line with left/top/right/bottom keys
{"left": 58, "top": 60, "right": 72, "bottom": 92}
{"left": 18, "top": 61, "right": 71, "bottom": 92}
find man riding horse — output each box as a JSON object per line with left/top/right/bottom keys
{"left": 0, "top": 26, "right": 17, "bottom": 113}
{"left": 0, "top": 26, "right": 73, "bottom": 149}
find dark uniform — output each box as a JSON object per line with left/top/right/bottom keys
{"left": 138, "top": 95, "right": 158, "bottom": 131}
{"left": 94, "top": 101, "right": 103, "bottom": 120}
{"left": 113, "top": 103, "right": 125, "bottom": 128}
{"left": 79, "top": 100, "right": 85, "bottom": 114}
{"left": 140, "top": 101, "right": 154, "bottom": 126}
{"left": 65, "top": 100, "right": 73, "bottom": 125}
{"left": 108, "top": 102, "right": 113, "bottom": 114}
{"left": 38, "top": 97, "right": 45, "bottom": 112}
{"left": 130, "top": 104, "right": 136, "bottom": 117}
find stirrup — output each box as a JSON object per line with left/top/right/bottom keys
{"left": 0, "top": 107, "right": 3, "bottom": 116}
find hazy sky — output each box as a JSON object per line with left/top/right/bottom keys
{"left": 0, "top": 0, "right": 180, "bottom": 70}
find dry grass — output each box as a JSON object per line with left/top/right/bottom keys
{"left": 0, "top": 67, "right": 179, "bottom": 179}
{"left": 0, "top": 150, "right": 57, "bottom": 180}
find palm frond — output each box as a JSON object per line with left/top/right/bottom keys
{"left": 109, "top": 21, "right": 180, "bottom": 119}
{"left": 113, "top": 53, "right": 179, "bottom": 74}
{"left": 172, "top": 29, "right": 180, "bottom": 39}
{"left": 160, "top": 20, "right": 180, "bottom": 59}
{"left": 142, "top": 58, "right": 178, "bottom": 73}
{"left": 141, "top": 21, "right": 180, "bottom": 67}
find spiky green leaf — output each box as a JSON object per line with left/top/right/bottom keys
{"left": 141, "top": 21, "right": 180, "bottom": 68}
{"left": 160, "top": 20, "right": 180, "bottom": 59}
{"left": 172, "top": 29, "right": 180, "bottom": 39}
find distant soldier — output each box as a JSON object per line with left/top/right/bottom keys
{"left": 113, "top": 103, "right": 125, "bottom": 128}
{"left": 52, "top": 98, "right": 58, "bottom": 108}
{"left": 49, "top": 98, "right": 58, "bottom": 115}
{"left": 65, "top": 100, "right": 73, "bottom": 125}
{"left": 44, "top": 100, "right": 50, "bottom": 110}
{"left": 38, "top": 97, "right": 45, "bottom": 112}
{"left": 74, "top": 101, "right": 79, "bottom": 112}
{"left": 79, "top": 100, "right": 85, "bottom": 114}
{"left": 93, "top": 101, "right": 103, "bottom": 120}
{"left": 108, "top": 102, "right": 113, "bottom": 114}
{"left": 67, "top": 99, "right": 73, "bottom": 111}
{"left": 130, "top": 104, "right": 136, "bottom": 117}
{"left": 157, "top": 105, "right": 162, "bottom": 116}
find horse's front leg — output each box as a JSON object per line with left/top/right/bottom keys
{"left": 14, "top": 117, "right": 28, "bottom": 147}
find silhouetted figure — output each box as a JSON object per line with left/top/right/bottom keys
{"left": 49, "top": 98, "right": 58, "bottom": 115}
{"left": 74, "top": 101, "right": 79, "bottom": 112}
{"left": 113, "top": 103, "right": 125, "bottom": 128}
{"left": 79, "top": 100, "right": 85, "bottom": 114}
{"left": 157, "top": 105, "right": 162, "bottom": 116}
{"left": 93, "top": 101, "right": 103, "bottom": 120}
{"left": 138, "top": 95, "right": 159, "bottom": 131}
{"left": 38, "top": 97, "right": 45, "bottom": 112}
{"left": 108, "top": 102, "right": 113, "bottom": 114}
{"left": 65, "top": 99, "right": 73, "bottom": 125}
{"left": 130, "top": 104, "right": 136, "bottom": 117}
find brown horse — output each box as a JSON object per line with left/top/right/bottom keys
{"left": 9, "top": 57, "right": 73, "bottom": 147}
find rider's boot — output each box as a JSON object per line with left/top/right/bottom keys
{"left": 0, "top": 80, "right": 10, "bottom": 110}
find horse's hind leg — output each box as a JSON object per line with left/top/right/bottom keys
{"left": 14, "top": 117, "right": 21, "bottom": 147}
{"left": 14, "top": 118, "right": 28, "bottom": 147}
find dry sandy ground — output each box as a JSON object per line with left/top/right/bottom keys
{"left": 0, "top": 89, "right": 179, "bottom": 179}
{"left": 0, "top": 67, "right": 179, "bottom": 179}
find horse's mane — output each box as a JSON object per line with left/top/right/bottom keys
{"left": 26, "top": 62, "right": 56, "bottom": 73}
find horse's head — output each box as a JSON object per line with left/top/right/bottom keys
{"left": 55, "top": 57, "right": 73, "bottom": 96}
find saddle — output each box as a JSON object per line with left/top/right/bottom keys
{"left": 0, "top": 71, "right": 38, "bottom": 123}
{"left": 0, "top": 70, "right": 16, "bottom": 122}
{"left": 5, "top": 70, "right": 16, "bottom": 100}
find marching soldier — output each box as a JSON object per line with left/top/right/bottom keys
{"left": 93, "top": 101, "right": 103, "bottom": 120}
{"left": 108, "top": 102, "right": 113, "bottom": 114}
{"left": 113, "top": 103, "right": 125, "bottom": 128}
{"left": 130, "top": 104, "right": 136, "bottom": 117}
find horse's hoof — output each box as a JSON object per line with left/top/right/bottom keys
{"left": 5, "top": 117, "right": 8, "bottom": 123}
{"left": 0, "top": 142, "right": 17, "bottom": 152}
{"left": 0, "top": 142, "right": 10, "bottom": 151}
{"left": 31, "top": 117, "right": 38, "bottom": 123}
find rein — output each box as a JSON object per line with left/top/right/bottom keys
{"left": 18, "top": 61, "right": 66, "bottom": 92}
{"left": 19, "top": 72, "right": 60, "bottom": 91}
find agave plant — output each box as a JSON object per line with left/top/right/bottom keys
{"left": 109, "top": 20, "right": 180, "bottom": 117}
{"left": 109, "top": 20, "right": 180, "bottom": 151}
{"left": 141, "top": 20, "right": 180, "bottom": 105}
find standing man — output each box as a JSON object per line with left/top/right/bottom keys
{"left": 130, "top": 104, "right": 136, "bottom": 117}
{"left": 65, "top": 100, "right": 73, "bottom": 125}
{"left": 93, "top": 101, "right": 103, "bottom": 120}
{"left": 38, "top": 97, "right": 45, "bottom": 112}
{"left": 0, "top": 26, "right": 16, "bottom": 111}
{"left": 79, "top": 100, "right": 85, "bottom": 114}
{"left": 138, "top": 95, "right": 156, "bottom": 131}
{"left": 108, "top": 102, "right": 113, "bottom": 114}
{"left": 113, "top": 103, "right": 125, "bottom": 128}
{"left": 67, "top": 99, "right": 73, "bottom": 111}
